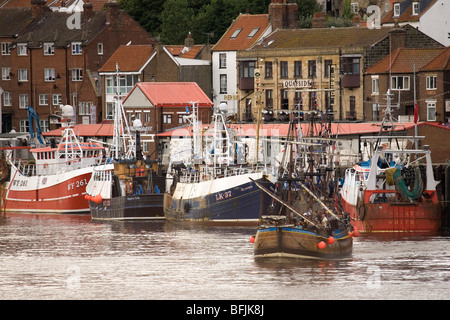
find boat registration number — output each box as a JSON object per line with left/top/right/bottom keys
{"left": 67, "top": 178, "right": 88, "bottom": 191}
{"left": 215, "top": 191, "right": 232, "bottom": 201}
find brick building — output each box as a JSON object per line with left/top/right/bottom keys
{"left": 0, "top": 0, "right": 156, "bottom": 134}
{"left": 364, "top": 45, "right": 450, "bottom": 123}
{"left": 98, "top": 36, "right": 211, "bottom": 122}
{"left": 122, "top": 82, "right": 213, "bottom": 158}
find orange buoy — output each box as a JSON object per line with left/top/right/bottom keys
{"left": 327, "top": 236, "right": 335, "bottom": 245}
{"left": 84, "top": 194, "right": 89, "bottom": 200}
{"left": 348, "top": 231, "right": 353, "bottom": 238}
{"left": 318, "top": 241, "right": 326, "bottom": 249}
{"left": 250, "top": 236, "right": 255, "bottom": 243}
{"left": 94, "top": 194, "right": 102, "bottom": 204}
{"left": 352, "top": 228, "right": 360, "bottom": 237}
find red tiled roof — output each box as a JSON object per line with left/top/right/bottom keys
{"left": 420, "top": 46, "right": 450, "bottom": 71}
{"left": 99, "top": 45, "right": 154, "bottom": 73}
{"left": 157, "top": 122, "right": 418, "bottom": 137}
{"left": 365, "top": 47, "right": 444, "bottom": 74}
{"left": 166, "top": 44, "right": 204, "bottom": 59}
{"left": 212, "top": 14, "right": 269, "bottom": 51}
{"left": 126, "top": 82, "right": 213, "bottom": 107}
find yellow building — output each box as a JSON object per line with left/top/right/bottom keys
{"left": 236, "top": 26, "right": 403, "bottom": 122}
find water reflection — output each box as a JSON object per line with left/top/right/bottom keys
{"left": 0, "top": 213, "right": 449, "bottom": 300}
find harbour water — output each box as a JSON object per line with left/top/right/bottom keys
{"left": 0, "top": 213, "right": 449, "bottom": 301}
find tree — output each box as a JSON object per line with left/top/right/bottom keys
{"left": 159, "top": 0, "right": 195, "bottom": 44}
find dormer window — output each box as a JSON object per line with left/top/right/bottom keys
{"left": 412, "top": 2, "right": 419, "bottom": 15}
{"left": 393, "top": 3, "right": 400, "bottom": 17}
{"left": 247, "top": 28, "right": 260, "bottom": 39}
{"left": 230, "top": 28, "right": 242, "bottom": 39}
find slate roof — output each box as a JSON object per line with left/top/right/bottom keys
{"left": 13, "top": 10, "right": 108, "bottom": 47}
{"left": 382, "top": 0, "right": 437, "bottom": 24}
{"left": 250, "top": 26, "right": 394, "bottom": 50}
{"left": 99, "top": 45, "right": 155, "bottom": 73}
{"left": 212, "top": 13, "right": 269, "bottom": 51}
{"left": 125, "top": 82, "right": 214, "bottom": 108}
{"left": 365, "top": 47, "right": 445, "bottom": 74}
{"left": 0, "top": 7, "right": 32, "bottom": 37}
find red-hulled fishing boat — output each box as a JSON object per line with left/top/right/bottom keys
{"left": 0, "top": 127, "right": 105, "bottom": 214}
{"left": 339, "top": 92, "right": 442, "bottom": 233}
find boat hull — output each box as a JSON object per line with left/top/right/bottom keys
{"left": 90, "top": 193, "right": 165, "bottom": 221}
{"left": 164, "top": 174, "right": 271, "bottom": 225}
{"left": 1, "top": 167, "right": 92, "bottom": 214}
{"left": 254, "top": 226, "right": 353, "bottom": 260}
{"left": 341, "top": 196, "right": 441, "bottom": 233}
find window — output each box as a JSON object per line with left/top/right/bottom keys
{"left": 371, "top": 76, "right": 379, "bottom": 94}
{"left": 265, "top": 61, "right": 272, "bottom": 78}
{"left": 220, "top": 74, "right": 227, "bottom": 94}
{"left": 1, "top": 67, "right": 11, "bottom": 80}
{"left": 391, "top": 76, "right": 410, "bottom": 90}
{"left": 294, "top": 92, "right": 303, "bottom": 110}
{"left": 351, "top": 2, "right": 359, "bottom": 14}
{"left": 412, "top": 2, "right": 419, "bottom": 15}
{"left": 20, "top": 119, "right": 29, "bottom": 133}
{"left": 1, "top": 42, "right": 11, "bottom": 55}
{"left": 71, "top": 42, "right": 82, "bottom": 55}
{"left": 426, "top": 101, "right": 436, "bottom": 121}
{"left": 18, "top": 69, "right": 28, "bottom": 81}
{"left": 44, "top": 43, "right": 54, "bottom": 55}
{"left": 19, "top": 94, "right": 28, "bottom": 109}
{"left": 79, "top": 102, "right": 92, "bottom": 115}
{"left": 280, "top": 61, "right": 288, "bottom": 78}
{"left": 3, "top": 92, "right": 12, "bottom": 106}
{"left": 39, "top": 94, "right": 49, "bottom": 106}
{"left": 178, "top": 114, "right": 185, "bottom": 124}
{"left": 394, "top": 3, "right": 400, "bottom": 17}
{"left": 324, "top": 60, "right": 332, "bottom": 78}
{"left": 105, "top": 75, "right": 138, "bottom": 94}
{"left": 163, "top": 114, "right": 172, "bottom": 124}
{"left": 265, "top": 89, "right": 273, "bottom": 109}
{"left": 230, "top": 28, "right": 242, "bottom": 39}
{"left": 52, "top": 94, "right": 62, "bottom": 105}
{"left": 72, "top": 68, "right": 83, "bottom": 81}
{"left": 281, "top": 89, "right": 289, "bottom": 110}
{"left": 308, "top": 60, "right": 316, "bottom": 78}
{"left": 426, "top": 75, "right": 437, "bottom": 90}
{"left": 144, "top": 112, "right": 150, "bottom": 123}
{"left": 44, "top": 68, "right": 55, "bottom": 81}
{"left": 240, "top": 61, "right": 255, "bottom": 78}
{"left": 294, "top": 61, "right": 302, "bottom": 78}
{"left": 247, "top": 27, "right": 260, "bottom": 39}
{"left": 17, "top": 43, "right": 27, "bottom": 56}
{"left": 97, "top": 43, "right": 103, "bottom": 55}
{"left": 342, "top": 57, "right": 360, "bottom": 75}
{"left": 40, "top": 120, "right": 49, "bottom": 132}
{"left": 219, "top": 53, "right": 226, "bottom": 69}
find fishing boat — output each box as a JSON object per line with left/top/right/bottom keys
{"left": 86, "top": 66, "right": 165, "bottom": 221}
{"left": 0, "top": 124, "right": 105, "bottom": 214}
{"left": 339, "top": 92, "right": 442, "bottom": 233}
{"left": 252, "top": 111, "right": 354, "bottom": 260}
{"left": 163, "top": 102, "right": 275, "bottom": 225}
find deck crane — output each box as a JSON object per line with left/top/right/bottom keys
{"left": 27, "top": 106, "right": 44, "bottom": 145}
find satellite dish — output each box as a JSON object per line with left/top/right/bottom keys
{"left": 133, "top": 119, "right": 143, "bottom": 128}
{"left": 219, "top": 102, "right": 228, "bottom": 113}
{"left": 60, "top": 105, "right": 75, "bottom": 117}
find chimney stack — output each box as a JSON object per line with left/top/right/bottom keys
{"left": 389, "top": 27, "right": 406, "bottom": 52}
{"left": 31, "top": 0, "right": 48, "bottom": 21}
{"left": 83, "top": 0, "right": 93, "bottom": 21}
{"left": 105, "top": 0, "right": 120, "bottom": 25}
{"left": 268, "top": 0, "right": 298, "bottom": 30}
